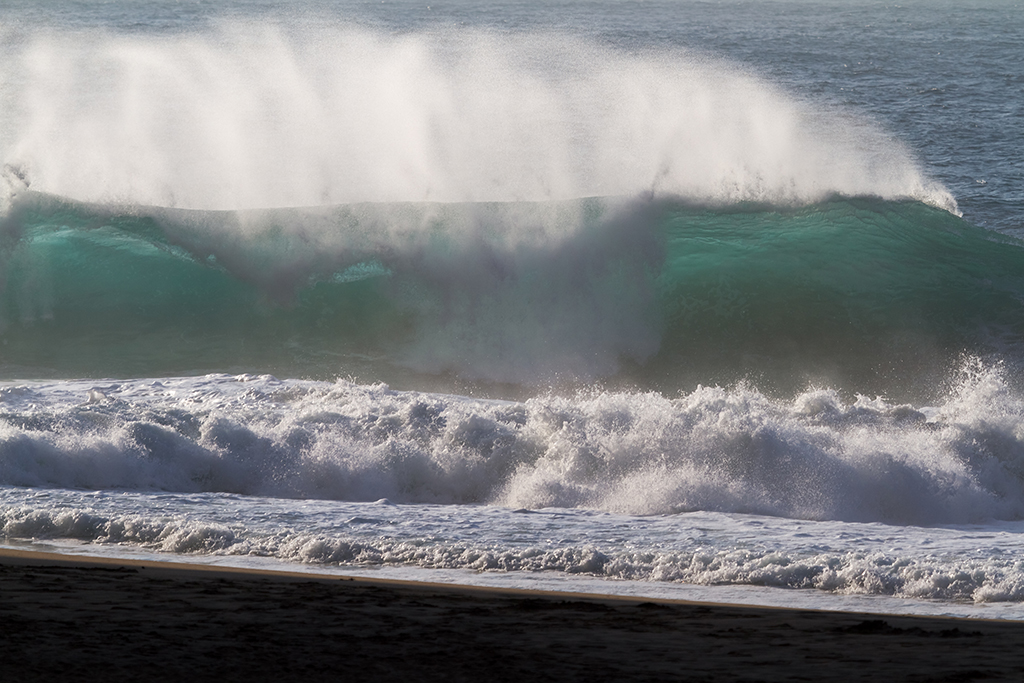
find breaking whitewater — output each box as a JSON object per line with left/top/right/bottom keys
{"left": 4, "top": 12, "right": 1024, "bottom": 618}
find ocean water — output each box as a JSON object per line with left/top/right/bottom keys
{"left": 2, "top": 0, "right": 1024, "bottom": 618}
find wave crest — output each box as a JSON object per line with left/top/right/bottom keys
{"left": 0, "top": 23, "right": 954, "bottom": 211}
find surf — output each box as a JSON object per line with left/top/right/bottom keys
{"left": 3, "top": 362, "right": 1024, "bottom": 527}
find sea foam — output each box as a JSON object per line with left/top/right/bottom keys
{"left": 2, "top": 363, "right": 1024, "bottom": 526}
{"left": 5, "top": 486, "right": 1024, "bottom": 604}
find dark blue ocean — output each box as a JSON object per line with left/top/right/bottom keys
{"left": 2, "top": 0, "right": 1024, "bottom": 617}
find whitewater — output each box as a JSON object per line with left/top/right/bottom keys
{"left": 2, "top": 0, "right": 1024, "bottom": 618}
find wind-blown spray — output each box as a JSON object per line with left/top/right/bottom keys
{"left": 0, "top": 24, "right": 955, "bottom": 211}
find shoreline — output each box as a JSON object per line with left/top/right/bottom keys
{"left": 1, "top": 546, "right": 743, "bottom": 608}
{"left": 0, "top": 546, "right": 1014, "bottom": 622}
{"left": 4, "top": 547, "right": 1024, "bottom": 681}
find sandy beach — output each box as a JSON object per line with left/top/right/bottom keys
{"left": 2, "top": 549, "right": 1023, "bottom": 682}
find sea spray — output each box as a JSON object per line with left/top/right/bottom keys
{"left": 0, "top": 24, "right": 955, "bottom": 211}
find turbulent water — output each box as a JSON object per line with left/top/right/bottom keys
{"left": 2, "top": 0, "right": 1024, "bottom": 616}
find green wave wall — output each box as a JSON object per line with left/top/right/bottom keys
{"left": 2, "top": 194, "right": 1023, "bottom": 400}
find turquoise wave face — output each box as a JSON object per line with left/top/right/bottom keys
{"left": 647, "top": 199, "right": 1024, "bottom": 398}
{"left": 2, "top": 193, "right": 1023, "bottom": 399}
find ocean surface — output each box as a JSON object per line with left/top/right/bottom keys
{"left": 2, "top": 0, "right": 1024, "bottom": 618}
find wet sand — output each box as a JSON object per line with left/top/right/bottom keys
{"left": 2, "top": 548, "right": 1023, "bottom": 682}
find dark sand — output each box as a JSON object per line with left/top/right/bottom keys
{"left": 2, "top": 549, "right": 1023, "bottom": 682}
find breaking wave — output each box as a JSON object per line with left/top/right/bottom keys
{"left": 3, "top": 366, "right": 1024, "bottom": 526}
